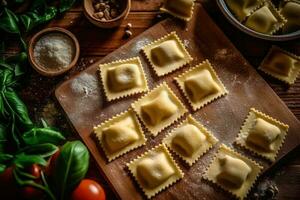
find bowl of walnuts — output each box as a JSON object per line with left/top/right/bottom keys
{"left": 84, "top": 0, "right": 131, "bottom": 28}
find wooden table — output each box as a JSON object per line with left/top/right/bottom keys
{"left": 10, "top": 0, "right": 299, "bottom": 199}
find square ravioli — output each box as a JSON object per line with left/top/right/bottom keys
{"left": 259, "top": 46, "right": 300, "bottom": 85}
{"left": 99, "top": 57, "right": 148, "bottom": 101}
{"left": 235, "top": 108, "right": 289, "bottom": 162}
{"left": 142, "top": 32, "right": 192, "bottom": 76}
{"left": 280, "top": 0, "right": 300, "bottom": 33}
{"left": 244, "top": 1, "right": 286, "bottom": 35}
{"left": 163, "top": 115, "right": 218, "bottom": 166}
{"left": 160, "top": 0, "right": 195, "bottom": 21}
{"left": 94, "top": 109, "right": 146, "bottom": 162}
{"left": 225, "top": 0, "right": 264, "bottom": 21}
{"left": 204, "top": 144, "right": 263, "bottom": 200}
{"left": 132, "top": 82, "right": 187, "bottom": 136}
{"left": 175, "top": 60, "right": 228, "bottom": 111}
{"left": 127, "top": 144, "right": 184, "bottom": 199}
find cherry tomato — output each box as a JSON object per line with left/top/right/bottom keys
{"left": 71, "top": 179, "right": 106, "bottom": 200}
{"left": 20, "top": 186, "right": 44, "bottom": 200}
{"left": 28, "top": 164, "right": 41, "bottom": 178}
{"left": 0, "top": 166, "right": 17, "bottom": 199}
{"left": 45, "top": 150, "right": 60, "bottom": 176}
{"left": 19, "top": 164, "right": 44, "bottom": 200}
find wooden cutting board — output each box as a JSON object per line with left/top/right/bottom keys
{"left": 55, "top": 4, "right": 300, "bottom": 200}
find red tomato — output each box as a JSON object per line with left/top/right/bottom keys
{"left": 19, "top": 186, "right": 44, "bottom": 200}
{"left": 28, "top": 164, "right": 41, "bottom": 178}
{"left": 0, "top": 166, "right": 17, "bottom": 199}
{"left": 45, "top": 150, "right": 60, "bottom": 176}
{"left": 71, "top": 179, "right": 106, "bottom": 200}
{"left": 19, "top": 164, "right": 44, "bottom": 200}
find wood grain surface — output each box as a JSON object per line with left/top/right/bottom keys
{"left": 6, "top": 0, "right": 298, "bottom": 199}
{"left": 55, "top": 3, "right": 300, "bottom": 200}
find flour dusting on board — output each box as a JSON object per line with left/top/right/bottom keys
{"left": 70, "top": 73, "right": 98, "bottom": 96}
{"left": 69, "top": 73, "right": 101, "bottom": 126}
{"left": 132, "top": 38, "right": 151, "bottom": 52}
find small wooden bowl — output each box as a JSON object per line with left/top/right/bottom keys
{"left": 28, "top": 27, "right": 80, "bottom": 77}
{"left": 83, "top": 0, "right": 131, "bottom": 28}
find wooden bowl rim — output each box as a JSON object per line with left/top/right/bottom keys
{"left": 28, "top": 27, "right": 80, "bottom": 77}
{"left": 83, "top": 0, "right": 131, "bottom": 23}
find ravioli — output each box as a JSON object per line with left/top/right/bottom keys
{"left": 280, "top": 1, "right": 300, "bottom": 33}
{"left": 142, "top": 32, "right": 192, "bottom": 76}
{"left": 94, "top": 109, "right": 146, "bottom": 162}
{"left": 175, "top": 60, "right": 228, "bottom": 111}
{"left": 225, "top": 0, "right": 263, "bottom": 21}
{"left": 163, "top": 115, "right": 218, "bottom": 166}
{"left": 99, "top": 57, "right": 148, "bottom": 101}
{"left": 244, "top": 2, "right": 286, "bottom": 35}
{"left": 235, "top": 108, "right": 289, "bottom": 162}
{"left": 160, "top": 0, "right": 195, "bottom": 21}
{"left": 132, "top": 82, "right": 187, "bottom": 136}
{"left": 127, "top": 144, "right": 184, "bottom": 199}
{"left": 204, "top": 144, "right": 263, "bottom": 199}
{"left": 259, "top": 46, "right": 300, "bottom": 85}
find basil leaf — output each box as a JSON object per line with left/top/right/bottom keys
{"left": 59, "top": 0, "right": 76, "bottom": 13}
{"left": 0, "top": 153, "right": 13, "bottom": 163}
{"left": 4, "top": 90, "right": 33, "bottom": 130}
{"left": 6, "top": 52, "right": 28, "bottom": 77}
{"left": 0, "top": 124, "right": 8, "bottom": 152}
{"left": 0, "top": 164, "right": 6, "bottom": 173}
{"left": 0, "top": 8, "right": 20, "bottom": 34}
{"left": 20, "top": 6, "right": 57, "bottom": 32}
{"left": 18, "top": 143, "right": 58, "bottom": 158}
{"left": 13, "top": 154, "right": 47, "bottom": 167}
{"left": 54, "top": 141, "right": 89, "bottom": 200}
{"left": 22, "top": 127, "right": 65, "bottom": 145}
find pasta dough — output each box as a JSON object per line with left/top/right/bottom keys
{"left": 217, "top": 155, "right": 252, "bottom": 188}
{"left": 225, "top": 0, "right": 263, "bottom": 21}
{"left": 151, "top": 40, "right": 184, "bottom": 68}
{"left": 160, "top": 0, "right": 194, "bottom": 21}
{"left": 235, "top": 108, "right": 289, "bottom": 162}
{"left": 163, "top": 115, "right": 218, "bottom": 166}
{"left": 136, "top": 153, "right": 175, "bottom": 189}
{"left": 141, "top": 90, "right": 178, "bottom": 126}
{"left": 280, "top": 1, "right": 300, "bottom": 33}
{"left": 205, "top": 144, "right": 263, "bottom": 199}
{"left": 259, "top": 46, "right": 300, "bottom": 85}
{"left": 94, "top": 109, "right": 146, "bottom": 161}
{"left": 175, "top": 60, "right": 228, "bottom": 111}
{"left": 244, "top": 2, "right": 286, "bottom": 35}
{"left": 246, "top": 118, "right": 281, "bottom": 152}
{"left": 127, "top": 144, "right": 183, "bottom": 199}
{"left": 143, "top": 32, "right": 192, "bottom": 76}
{"left": 102, "top": 116, "right": 139, "bottom": 153}
{"left": 184, "top": 69, "right": 221, "bottom": 102}
{"left": 99, "top": 57, "right": 148, "bottom": 101}
{"left": 107, "top": 64, "right": 141, "bottom": 92}
{"left": 171, "top": 124, "right": 206, "bottom": 157}
{"left": 132, "top": 82, "right": 187, "bottom": 136}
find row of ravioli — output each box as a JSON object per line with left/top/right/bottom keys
{"left": 225, "top": 0, "right": 300, "bottom": 34}
{"left": 156, "top": 0, "right": 299, "bottom": 35}
{"left": 93, "top": 31, "right": 290, "bottom": 199}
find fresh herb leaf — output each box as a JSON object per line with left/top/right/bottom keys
{"left": 20, "top": 6, "right": 57, "bottom": 32}
{"left": 0, "top": 153, "right": 13, "bottom": 163}
{"left": 54, "top": 141, "right": 89, "bottom": 200}
{"left": 60, "top": 0, "right": 76, "bottom": 13}
{"left": 4, "top": 90, "right": 33, "bottom": 130}
{"left": 0, "top": 163, "right": 6, "bottom": 173}
{"left": 22, "top": 127, "right": 65, "bottom": 145}
{"left": 13, "top": 153, "right": 47, "bottom": 167}
{"left": 0, "top": 8, "right": 20, "bottom": 34}
{"left": 18, "top": 143, "right": 58, "bottom": 158}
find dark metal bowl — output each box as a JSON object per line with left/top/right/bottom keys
{"left": 216, "top": 0, "right": 300, "bottom": 41}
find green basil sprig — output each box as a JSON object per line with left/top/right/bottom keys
{"left": 53, "top": 141, "right": 89, "bottom": 200}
